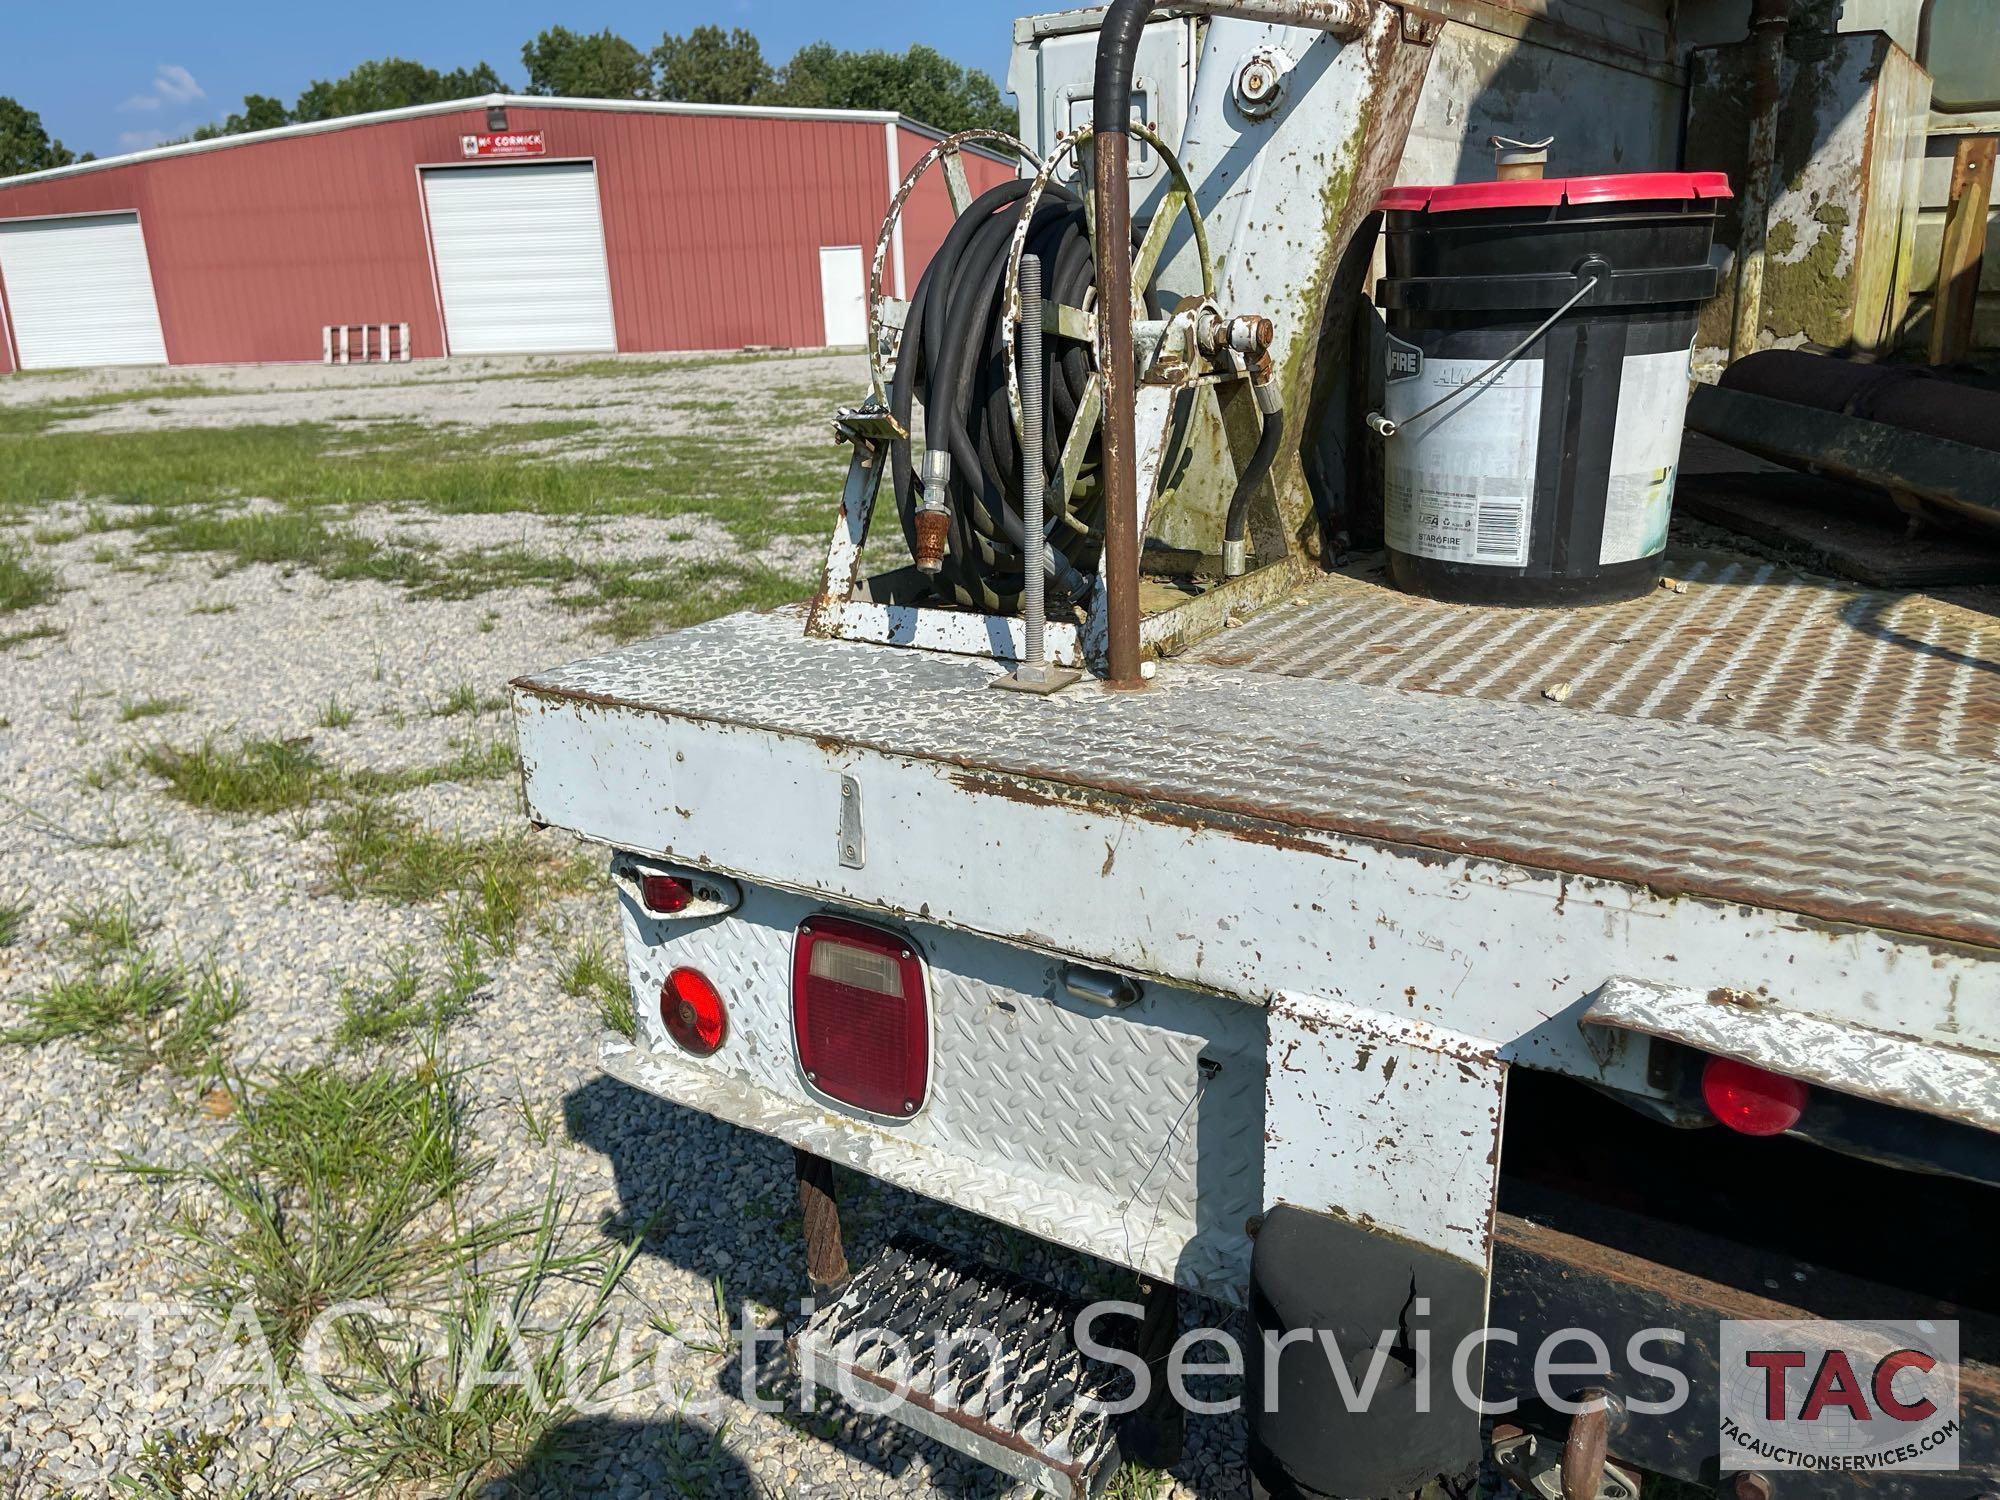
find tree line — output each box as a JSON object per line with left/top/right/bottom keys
{"left": 1, "top": 26, "right": 1015, "bottom": 178}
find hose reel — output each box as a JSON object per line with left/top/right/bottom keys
{"left": 864, "top": 123, "right": 1272, "bottom": 617}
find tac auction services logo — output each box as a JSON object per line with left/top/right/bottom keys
{"left": 1720, "top": 1320, "right": 1961, "bottom": 1473}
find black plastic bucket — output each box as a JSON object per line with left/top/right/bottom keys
{"left": 1374, "top": 172, "right": 1730, "bottom": 606}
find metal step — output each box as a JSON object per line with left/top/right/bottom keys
{"left": 792, "top": 1235, "right": 1136, "bottom": 1497}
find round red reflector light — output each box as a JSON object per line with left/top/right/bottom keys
{"left": 1702, "top": 1057, "right": 1808, "bottom": 1137}
{"left": 661, "top": 968, "right": 727, "bottom": 1057}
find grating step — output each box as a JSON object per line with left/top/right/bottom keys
{"left": 792, "top": 1235, "right": 1137, "bottom": 1497}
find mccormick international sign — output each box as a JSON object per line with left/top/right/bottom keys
{"left": 461, "top": 132, "right": 547, "bottom": 159}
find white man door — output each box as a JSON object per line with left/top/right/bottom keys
{"left": 818, "top": 246, "right": 868, "bottom": 348}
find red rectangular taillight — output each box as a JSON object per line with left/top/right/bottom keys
{"left": 792, "top": 916, "right": 929, "bottom": 1118}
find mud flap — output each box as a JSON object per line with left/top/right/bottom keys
{"left": 1254, "top": 992, "right": 1508, "bottom": 1498}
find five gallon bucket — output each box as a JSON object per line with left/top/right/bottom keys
{"left": 1373, "top": 172, "right": 1731, "bottom": 606}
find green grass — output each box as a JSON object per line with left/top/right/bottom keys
{"left": 1, "top": 622, "right": 65, "bottom": 651}
{"left": 346, "top": 733, "right": 519, "bottom": 796}
{"left": 334, "top": 941, "right": 487, "bottom": 1050}
{"left": 560, "top": 935, "right": 635, "bottom": 1041}
{"left": 317, "top": 1185, "right": 648, "bottom": 1493}
{"left": 129, "top": 1047, "right": 514, "bottom": 1371}
{"left": 141, "top": 736, "right": 329, "bottom": 816}
{"left": 0, "top": 899, "right": 26, "bottom": 947}
{"left": 431, "top": 681, "right": 491, "bottom": 718}
{"left": 60, "top": 898, "right": 151, "bottom": 956}
{"left": 230, "top": 1061, "right": 482, "bottom": 1204}
{"left": 315, "top": 696, "right": 357, "bottom": 730}
{"left": 2, "top": 951, "right": 243, "bottom": 1083}
{"left": 324, "top": 798, "right": 580, "bottom": 956}
{"left": 118, "top": 694, "right": 190, "bottom": 723}
{"left": 0, "top": 540, "right": 60, "bottom": 611}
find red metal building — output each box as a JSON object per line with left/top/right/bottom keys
{"left": 0, "top": 97, "right": 1016, "bottom": 374}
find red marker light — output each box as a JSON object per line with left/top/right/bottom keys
{"left": 1702, "top": 1056, "right": 1809, "bottom": 1137}
{"left": 661, "top": 967, "right": 727, "bottom": 1056}
{"left": 641, "top": 874, "right": 695, "bottom": 915}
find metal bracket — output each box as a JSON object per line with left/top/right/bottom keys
{"left": 1491, "top": 1419, "right": 1639, "bottom": 1500}
{"left": 838, "top": 775, "right": 866, "bottom": 870}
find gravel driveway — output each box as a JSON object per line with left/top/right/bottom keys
{"left": 0, "top": 353, "right": 1274, "bottom": 1500}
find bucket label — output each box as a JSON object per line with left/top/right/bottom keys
{"left": 1384, "top": 353, "right": 1541, "bottom": 569}
{"left": 1600, "top": 347, "right": 1695, "bottom": 566}
{"left": 1385, "top": 334, "right": 1424, "bottom": 384}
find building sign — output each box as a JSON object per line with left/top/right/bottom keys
{"left": 461, "top": 132, "right": 547, "bottom": 159}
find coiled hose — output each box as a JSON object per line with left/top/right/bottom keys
{"left": 892, "top": 179, "right": 1153, "bottom": 614}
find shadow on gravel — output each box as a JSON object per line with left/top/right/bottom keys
{"left": 478, "top": 1413, "right": 758, "bottom": 1497}
{"left": 562, "top": 1074, "right": 1254, "bottom": 1498}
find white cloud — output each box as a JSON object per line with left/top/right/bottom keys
{"left": 155, "top": 64, "right": 205, "bottom": 104}
{"left": 119, "top": 64, "right": 205, "bottom": 113}
{"left": 117, "top": 128, "right": 172, "bottom": 151}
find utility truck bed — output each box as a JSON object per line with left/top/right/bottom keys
{"left": 518, "top": 541, "right": 2000, "bottom": 956}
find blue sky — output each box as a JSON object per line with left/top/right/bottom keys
{"left": 2, "top": 1, "right": 1029, "bottom": 159}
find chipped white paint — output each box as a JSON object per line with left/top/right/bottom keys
{"left": 1265, "top": 993, "right": 1507, "bottom": 1269}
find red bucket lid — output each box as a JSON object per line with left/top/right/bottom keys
{"left": 1380, "top": 171, "right": 1732, "bottom": 214}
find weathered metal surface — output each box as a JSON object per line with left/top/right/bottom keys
{"left": 795, "top": 1148, "right": 851, "bottom": 1292}
{"left": 608, "top": 879, "right": 1265, "bottom": 1302}
{"left": 1395, "top": 19, "right": 1680, "bottom": 190}
{"left": 1190, "top": 547, "right": 2000, "bottom": 767}
{"left": 867, "top": 127, "right": 1040, "bottom": 404}
{"left": 1689, "top": 32, "right": 1933, "bottom": 368}
{"left": 1685, "top": 384, "right": 2000, "bottom": 539}
{"left": 1488, "top": 1204, "right": 2000, "bottom": 1495}
{"left": 1586, "top": 977, "right": 2000, "bottom": 1134}
{"left": 809, "top": 599, "right": 1087, "bottom": 668}
{"left": 792, "top": 1236, "right": 1130, "bottom": 1497}
{"left": 515, "top": 610, "right": 1999, "bottom": 1050}
{"left": 1264, "top": 992, "right": 1507, "bottom": 1269}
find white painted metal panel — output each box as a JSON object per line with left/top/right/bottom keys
{"left": 1265, "top": 994, "right": 1507, "bottom": 1269}
{"left": 422, "top": 163, "right": 616, "bottom": 355}
{"left": 818, "top": 246, "right": 868, "bottom": 348}
{"left": 0, "top": 213, "right": 167, "bottom": 369}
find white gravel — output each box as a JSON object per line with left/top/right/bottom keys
{"left": 0, "top": 354, "right": 1254, "bottom": 1500}
{"left": 0, "top": 355, "right": 1524, "bottom": 1500}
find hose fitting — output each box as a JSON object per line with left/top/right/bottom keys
{"left": 914, "top": 450, "right": 953, "bottom": 575}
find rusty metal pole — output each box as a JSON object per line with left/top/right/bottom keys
{"left": 1730, "top": 0, "right": 1792, "bottom": 364}
{"left": 794, "top": 1148, "right": 850, "bottom": 1296}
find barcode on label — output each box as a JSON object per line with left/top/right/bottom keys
{"left": 1474, "top": 494, "right": 1529, "bottom": 564}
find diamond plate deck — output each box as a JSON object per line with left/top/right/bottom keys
{"left": 518, "top": 585, "right": 2000, "bottom": 953}
{"left": 1190, "top": 547, "right": 2000, "bottom": 765}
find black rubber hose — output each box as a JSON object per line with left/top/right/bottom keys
{"left": 891, "top": 181, "right": 1115, "bottom": 613}
{"left": 1093, "top": 0, "right": 1154, "bottom": 198}
{"left": 1225, "top": 404, "right": 1287, "bottom": 546}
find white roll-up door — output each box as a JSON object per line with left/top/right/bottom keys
{"left": 0, "top": 213, "right": 168, "bottom": 370}
{"left": 422, "top": 163, "right": 617, "bottom": 356}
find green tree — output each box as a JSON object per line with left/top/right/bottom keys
{"left": 0, "top": 96, "right": 77, "bottom": 177}
{"left": 227, "top": 94, "right": 293, "bottom": 134}
{"left": 767, "top": 43, "right": 1014, "bottom": 134}
{"left": 521, "top": 27, "right": 651, "bottom": 100}
{"left": 651, "top": 25, "right": 773, "bottom": 105}
{"left": 291, "top": 58, "right": 507, "bottom": 123}
{"left": 192, "top": 93, "right": 293, "bottom": 141}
